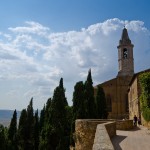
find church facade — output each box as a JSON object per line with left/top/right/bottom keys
{"left": 95, "top": 27, "right": 150, "bottom": 119}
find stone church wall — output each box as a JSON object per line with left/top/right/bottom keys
{"left": 95, "top": 76, "right": 132, "bottom": 119}
{"left": 128, "top": 70, "right": 150, "bottom": 127}
{"left": 128, "top": 77, "right": 140, "bottom": 119}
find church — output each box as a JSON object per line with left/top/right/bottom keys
{"left": 95, "top": 27, "right": 150, "bottom": 120}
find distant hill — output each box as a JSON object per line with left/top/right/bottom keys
{"left": 0, "top": 110, "right": 20, "bottom": 127}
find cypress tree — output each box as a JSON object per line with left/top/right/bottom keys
{"left": 45, "top": 98, "right": 52, "bottom": 122}
{"left": 39, "top": 104, "right": 45, "bottom": 133}
{"left": 34, "top": 109, "right": 39, "bottom": 150}
{"left": 17, "top": 98, "right": 34, "bottom": 150}
{"left": 72, "top": 81, "right": 85, "bottom": 119}
{"left": 39, "top": 78, "right": 70, "bottom": 150}
{"left": 18, "top": 109, "right": 27, "bottom": 149}
{"left": 25, "top": 98, "right": 34, "bottom": 150}
{"left": 84, "top": 69, "right": 96, "bottom": 118}
{"left": 71, "top": 81, "right": 85, "bottom": 146}
{"left": 95, "top": 86, "right": 108, "bottom": 119}
{"left": 8, "top": 109, "right": 18, "bottom": 150}
{"left": 39, "top": 98, "right": 52, "bottom": 149}
{"left": 50, "top": 78, "right": 69, "bottom": 150}
{"left": 0, "top": 124, "right": 8, "bottom": 149}
{"left": 59, "top": 78, "right": 68, "bottom": 106}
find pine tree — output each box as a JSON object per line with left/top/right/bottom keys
{"left": 8, "top": 109, "right": 18, "bottom": 150}
{"left": 84, "top": 69, "right": 96, "bottom": 118}
{"left": 95, "top": 85, "right": 108, "bottom": 119}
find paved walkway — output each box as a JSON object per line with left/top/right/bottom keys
{"left": 111, "top": 126, "right": 150, "bottom": 150}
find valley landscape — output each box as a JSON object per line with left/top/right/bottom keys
{"left": 0, "top": 110, "right": 20, "bottom": 126}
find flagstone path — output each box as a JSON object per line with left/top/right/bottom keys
{"left": 111, "top": 126, "right": 150, "bottom": 150}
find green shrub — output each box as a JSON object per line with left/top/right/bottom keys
{"left": 142, "top": 108, "right": 150, "bottom": 121}
{"left": 140, "top": 72, "right": 150, "bottom": 121}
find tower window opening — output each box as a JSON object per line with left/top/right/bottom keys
{"left": 123, "top": 48, "right": 128, "bottom": 59}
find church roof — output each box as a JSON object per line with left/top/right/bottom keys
{"left": 119, "top": 27, "right": 132, "bottom": 45}
{"left": 121, "top": 28, "right": 130, "bottom": 40}
{"left": 129, "top": 68, "right": 150, "bottom": 86}
{"left": 94, "top": 77, "right": 117, "bottom": 88}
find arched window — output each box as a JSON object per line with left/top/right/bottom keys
{"left": 123, "top": 48, "right": 128, "bottom": 59}
{"left": 107, "top": 94, "right": 112, "bottom": 112}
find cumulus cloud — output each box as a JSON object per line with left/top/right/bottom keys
{"left": 0, "top": 18, "right": 150, "bottom": 110}
{"left": 8, "top": 21, "right": 49, "bottom": 36}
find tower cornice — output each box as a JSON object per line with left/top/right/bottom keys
{"left": 117, "top": 43, "right": 134, "bottom": 49}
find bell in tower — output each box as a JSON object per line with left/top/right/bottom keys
{"left": 117, "top": 27, "right": 134, "bottom": 76}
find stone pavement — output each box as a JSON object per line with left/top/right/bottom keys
{"left": 111, "top": 126, "right": 150, "bottom": 150}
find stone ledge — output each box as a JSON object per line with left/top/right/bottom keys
{"left": 75, "top": 119, "right": 116, "bottom": 150}
{"left": 93, "top": 122, "right": 115, "bottom": 150}
{"left": 116, "top": 119, "right": 133, "bottom": 130}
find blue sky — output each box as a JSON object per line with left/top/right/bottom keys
{"left": 0, "top": 0, "right": 150, "bottom": 110}
{"left": 1, "top": 0, "right": 150, "bottom": 31}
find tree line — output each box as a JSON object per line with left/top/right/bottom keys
{"left": 0, "top": 69, "right": 108, "bottom": 150}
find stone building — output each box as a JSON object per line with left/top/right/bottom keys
{"left": 95, "top": 27, "right": 150, "bottom": 119}
{"left": 128, "top": 69, "right": 150, "bottom": 120}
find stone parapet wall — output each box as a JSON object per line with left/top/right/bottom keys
{"left": 75, "top": 119, "right": 116, "bottom": 150}
{"left": 105, "top": 122, "right": 116, "bottom": 137}
{"left": 93, "top": 122, "right": 116, "bottom": 150}
{"left": 116, "top": 119, "right": 133, "bottom": 130}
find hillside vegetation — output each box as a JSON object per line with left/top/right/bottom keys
{"left": 0, "top": 70, "right": 108, "bottom": 150}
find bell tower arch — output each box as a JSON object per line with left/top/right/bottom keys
{"left": 117, "top": 27, "right": 134, "bottom": 76}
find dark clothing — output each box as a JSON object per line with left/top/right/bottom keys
{"left": 133, "top": 116, "right": 137, "bottom": 126}
{"left": 138, "top": 118, "right": 141, "bottom": 125}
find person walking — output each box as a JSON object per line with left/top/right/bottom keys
{"left": 138, "top": 117, "right": 141, "bottom": 126}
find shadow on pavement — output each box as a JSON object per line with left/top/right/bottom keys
{"left": 111, "top": 135, "right": 127, "bottom": 150}
{"left": 129, "top": 126, "right": 141, "bottom": 132}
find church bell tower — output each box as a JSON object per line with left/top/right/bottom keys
{"left": 117, "top": 27, "right": 134, "bottom": 76}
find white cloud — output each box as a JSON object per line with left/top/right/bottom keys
{"left": 8, "top": 21, "right": 50, "bottom": 36}
{"left": 0, "top": 19, "right": 150, "bottom": 110}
